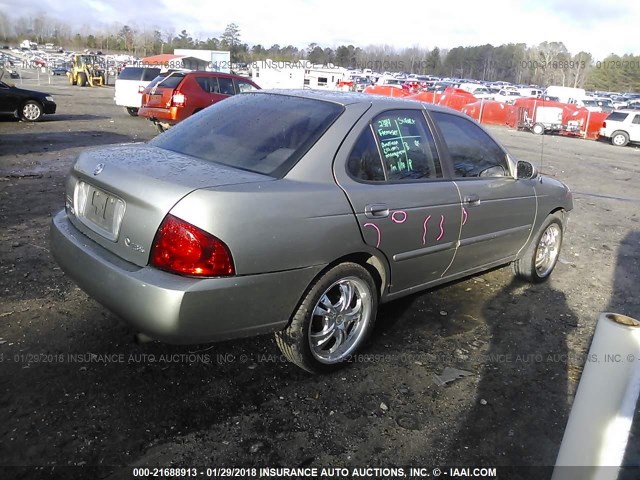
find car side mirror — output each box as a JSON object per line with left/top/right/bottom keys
{"left": 516, "top": 160, "right": 537, "bottom": 179}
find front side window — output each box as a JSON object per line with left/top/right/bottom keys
{"left": 236, "top": 80, "right": 257, "bottom": 93}
{"left": 372, "top": 110, "right": 442, "bottom": 181}
{"left": 431, "top": 112, "right": 510, "bottom": 178}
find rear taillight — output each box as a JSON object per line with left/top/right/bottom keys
{"left": 602, "top": 121, "right": 607, "bottom": 128}
{"left": 172, "top": 92, "right": 186, "bottom": 107}
{"left": 150, "top": 215, "right": 234, "bottom": 277}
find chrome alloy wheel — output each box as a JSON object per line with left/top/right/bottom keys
{"left": 308, "top": 276, "right": 373, "bottom": 364}
{"left": 535, "top": 223, "right": 561, "bottom": 277}
{"left": 22, "top": 103, "right": 42, "bottom": 121}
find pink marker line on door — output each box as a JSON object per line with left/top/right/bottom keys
{"left": 363, "top": 223, "right": 381, "bottom": 248}
{"left": 391, "top": 210, "right": 407, "bottom": 224}
{"left": 436, "top": 215, "right": 445, "bottom": 241}
{"left": 422, "top": 215, "right": 432, "bottom": 245}
{"left": 462, "top": 207, "right": 468, "bottom": 226}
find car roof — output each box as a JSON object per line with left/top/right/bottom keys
{"left": 251, "top": 89, "right": 462, "bottom": 115}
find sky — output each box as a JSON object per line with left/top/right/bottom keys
{"left": 3, "top": 0, "right": 639, "bottom": 60}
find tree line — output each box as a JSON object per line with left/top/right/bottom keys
{"left": 1, "top": 11, "right": 638, "bottom": 92}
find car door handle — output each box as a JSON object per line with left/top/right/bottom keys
{"left": 464, "top": 194, "right": 481, "bottom": 206}
{"left": 364, "top": 204, "right": 389, "bottom": 218}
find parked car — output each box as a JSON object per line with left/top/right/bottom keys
{"left": 469, "top": 86, "right": 494, "bottom": 100}
{"left": 50, "top": 66, "right": 68, "bottom": 76}
{"left": 594, "top": 98, "right": 615, "bottom": 112}
{"left": 599, "top": 110, "right": 640, "bottom": 146}
{"left": 0, "top": 77, "right": 56, "bottom": 121}
{"left": 114, "top": 66, "right": 162, "bottom": 116}
{"left": 493, "top": 89, "right": 522, "bottom": 104}
{"left": 50, "top": 91, "right": 572, "bottom": 374}
{"left": 569, "top": 98, "right": 602, "bottom": 113}
{"left": 139, "top": 71, "right": 260, "bottom": 131}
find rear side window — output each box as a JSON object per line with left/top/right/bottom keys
{"left": 141, "top": 68, "right": 161, "bottom": 81}
{"left": 151, "top": 93, "right": 344, "bottom": 177}
{"left": 195, "top": 76, "right": 220, "bottom": 93}
{"left": 117, "top": 68, "right": 144, "bottom": 80}
{"left": 432, "top": 112, "right": 510, "bottom": 178}
{"left": 606, "top": 112, "right": 629, "bottom": 122}
{"left": 632, "top": 115, "right": 640, "bottom": 125}
{"left": 218, "top": 77, "right": 235, "bottom": 95}
{"left": 347, "top": 128, "right": 385, "bottom": 181}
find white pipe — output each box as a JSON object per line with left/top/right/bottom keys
{"left": 553, "top": 313, "right": 640, "bottom": 480}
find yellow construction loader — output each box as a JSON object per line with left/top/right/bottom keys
{"left": 68, "top": 54, "right": 106, "bottom": 87}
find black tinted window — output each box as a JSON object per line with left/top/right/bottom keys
{"left": 373, "top": 110, "right": 442, "bottom": 181}
{"left": 151, "top": 93, "right": 344, "bottom": 177}
{"left": 606, "top": 112, "right": 629, "bottom": 122}
{"left": 117, "top": 68, "right": 144, "bottom": 80}
{"left": 195, "top": 76, "right": 220, "bottom": 93}
{"left": 347, "top": 128, "right": 385, "bottom": 181}
{"left": 141, "top": 68, "right": 161, "bottom": 81}
{"left": 432, "top": 112, "right": 509, "bottom": 178}
{"left": 633, "top": 115, "right": 640, "bottom": 125}
{"left": 146, "top": 72, "right": 185, "bottom": 89}
{"left": 218, "top": 77, "right": 235, "bottom": 95}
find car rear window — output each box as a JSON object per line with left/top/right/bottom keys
{"left": 141, "top": 68, "right": 161, "bottom": 81}
{"left": 117, "top": 68, "right": 144, "bottom": 80}
{"left": 150, "top": 93, "right": 344, "bottom": 177}
{"left": 146, "top": 72, "right": 185, "bottom": 89}
{"left": 606, "top": 112, "right": 629, "bottom": 122}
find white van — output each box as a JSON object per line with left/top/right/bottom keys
{"left": 543, "top": 86, "right": 587, "bottom": 104}
{"left": 114, "top": 66, "right": 162, "bottom": 116}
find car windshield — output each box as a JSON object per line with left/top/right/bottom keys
{"left": 150, "top": 93, "right": 344, "bottom": 177}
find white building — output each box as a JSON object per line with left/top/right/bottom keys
{"left": 174, "top": 49, "right": 231, "bottom": 73}
{"left": 304, "top": 64, "right": 349, "bottom": 90}
{"left": 250, "top": 59, "right": 305, "bottom": 89}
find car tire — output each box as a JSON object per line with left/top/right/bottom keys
{"left": 532, "top": 123, "right": 545, "bottom": 135}
{"left": 154, "top": 122, "right": 166, "bottom": 134}
{"left": 275, "top": 262, "right": 378, "bottom": 374}
{"left": 513, "top": 212, "right": 564, "bottom": 283}
{"left": 611, "top": 131, "right": 629, "bottom": 147}
{"left": 68, "top": 73, "right": 75, "bottom": 85}
{"left": 20, "top": 100, "right": 44, "bottom": 122}
{"left": 126, "top": 107, "right": 139, "bottom": 116}
{"left": 78, "top": 73, "right": 87, "bottom": 87}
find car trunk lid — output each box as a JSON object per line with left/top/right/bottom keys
{"left": 67, "top": 143, "right": 273, "bottom": 267}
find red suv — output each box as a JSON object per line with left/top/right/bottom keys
{"left": 139, "top": 71, "right": 260, "bottom": 132}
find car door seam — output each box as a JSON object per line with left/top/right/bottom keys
{"left": 440, "top": 180, "right": 464, "bottom": 277}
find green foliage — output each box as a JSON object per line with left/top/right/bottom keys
{"left": 584, "top": 54, "right": 640, "bottom": 92}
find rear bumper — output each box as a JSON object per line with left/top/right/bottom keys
{"left": 50, "top": 210, "right": 321, "bottom": 344}
{"left": 138, "top": 106, "right": 181, "bottom": 124}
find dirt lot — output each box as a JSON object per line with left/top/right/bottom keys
{"left": 1, "top": 74, "right": 639, "bottom": 479}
